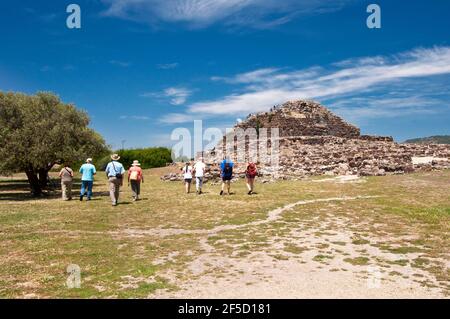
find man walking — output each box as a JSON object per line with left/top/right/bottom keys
{"left": 59, "top": 162, "right": 74, "bottom": 200}
{"left": 79, "top": 158, "right": 96, "bottom": 201}
{"left": 193, "top": 157, "right": 206, "bottom": 195}
{"left": 220, "top": 158, "right": 234, "bottom": 195}
{"left": 105, "top": 154, "right": 125, "bottom": 206}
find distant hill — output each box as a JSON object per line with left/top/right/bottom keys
{"left": 404, "top": 135, "right": 450, "bottom": 144}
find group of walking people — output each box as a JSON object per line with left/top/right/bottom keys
{"left": 59, "top": 154, "right": 144, "bottom": 206}
{"left": 59, "top": 155, "right": 258, "bottom": 205}
{"left": 181, "top": 158, "right": 258, "bottom": 195}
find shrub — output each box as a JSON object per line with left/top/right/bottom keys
{"left": 95, "top": 147, "right": 172, "bottom": 170}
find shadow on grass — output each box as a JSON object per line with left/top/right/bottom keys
{"left": 0, "top": 177, "right": 110, "bottom": 202}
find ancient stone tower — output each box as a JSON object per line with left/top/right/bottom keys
{"left": 199, "top": 100, "right": 450, "bottom": 178}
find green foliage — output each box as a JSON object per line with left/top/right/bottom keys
{"left": 404, "top": 135, "right": 450, "bottom": 144}
{"left": 0, "top": 91, "right": 109, "bottom": 193}
{"left": 97, "top": 147, "right": 173, "bottom": 170}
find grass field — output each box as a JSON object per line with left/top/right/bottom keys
{"left": 0, "top": 168, "right": 449, "bottom": 298}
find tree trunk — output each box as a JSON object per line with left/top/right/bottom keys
{"left": 38, "top": 168, "right": 49, "bottom": 188}
{"left": 25, "top": 169, "right": 42, "bottom": 196}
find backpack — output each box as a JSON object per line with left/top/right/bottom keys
{"left": 223, "top": 163, "right": 233, "bottom": 177}
{"left": 247, "top": 163, "right": 257, "bottom": 178}
{"left": 130, "top": 169, "right": 139, "bottom": 180}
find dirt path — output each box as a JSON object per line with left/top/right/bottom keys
{"left": 148, "top": 195, "right": 448, "bottom": 299}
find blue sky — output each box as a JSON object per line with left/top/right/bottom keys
{"left": 1, "top": 0, "right": 449, "bottom": 149}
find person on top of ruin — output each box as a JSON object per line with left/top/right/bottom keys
{"left": 193, "top": 158, "right": 206, "bottom": 195}
{"left": 220, "top": 157, "right": 234, "bottom": 196}
{"left": 245, "top": 162, "right": 258, "bottom": 195}
{"left": 181, "top": 161, "right": 193, "bottom": 194}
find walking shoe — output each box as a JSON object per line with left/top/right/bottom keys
{"left": 220, "top": 190, "right": 224, "bottom": 195}
{"left": 79, "top": 195, "right": 83, "bottom": 201}
{"left": 248, "top": 191, "right": 252, "bottom": 195}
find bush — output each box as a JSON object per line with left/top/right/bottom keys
{"left": 97, "top": 147, "right": 172, "bottom": 170}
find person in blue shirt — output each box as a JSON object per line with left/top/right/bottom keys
{"left": 219, "top": 157, "right": 234, "bottom": 196}
{"left": 79, "top": 158, "right": 97, "bottom": 201}
{"left": 105, "top": 154, "right": 126, "bottom": 206}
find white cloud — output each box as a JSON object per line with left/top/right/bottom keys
{"left": 157, "top": 63, "right": 179, "bottom": 69}
{"left": 141, "top": 87, "right": 193, "bottom": 105}
{"left": 183, "top": 47, "right": 450, "bottom": 117}
{"left": 328, "top": 95, "right": 443, "bottom": 123}
{"left": 159, "top": 113, "right": 203, "bottom": 124}
{"left": 120, "top": 115, "right": 151, "bottom": 120}
{"left": 101, "top": 0, "right": 353, "bottom": 29}
{"left": 40, "top": 65, "right": 52, "bottom": 72}
{"left": 164, "top": 87, "right": 192, "bottom": 105}
{"left": 109, "top": 60, "right": 131, "bottom": 67}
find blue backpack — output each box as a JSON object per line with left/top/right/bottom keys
{"left": 223, "top": 163, "right": 233, "bottom": 178}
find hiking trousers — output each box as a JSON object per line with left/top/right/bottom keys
{"left": 61, "top": 181, "right": 73, "bottom": 200}
{"left": 130, "top": 180, "right": 141, "bottom": 198}
{"left": 109, "top": 177, "right": 122, "bottom": 204}
{"left": 80, "top": 180, "right": 93, "bottom": 199}
{"left": 196, "top": 177, "right": 203, "bottom": 190}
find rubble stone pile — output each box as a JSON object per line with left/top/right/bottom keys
{"left": 161, "top": 100, "right": 450, "bottom": 181}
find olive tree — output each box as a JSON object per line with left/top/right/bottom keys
{"left": 0, "top": 91, "right": 108, "bottom": 196}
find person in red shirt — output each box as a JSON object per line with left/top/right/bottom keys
{"left": 128, "top": 160, "right": 144, "bottom": 201}
{"left": 245, "top": 162, "right": 258, "bottom": 195}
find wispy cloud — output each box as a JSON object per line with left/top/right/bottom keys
{"left": 63, "top": 64, "right": 76, "bottom": 71}
{"left": 40, "top": 65, "right": 52, "bottom": 72}
{"left": 101, "top": 0, "right": 353, "bottom": 29}
{"left": 157, "top": 63, "right": 179, "bottom": 69}
{"left": 328, "top": 95, "right": 443, "bottom": 123}
{"left": 119, "top": 115, "right": 151, "bottom": 120}
{"left": 163, "top": 47, "right": 450, "bottom": 122}
{"left": 159, "top": 113, "right": 204, "bottom": 124}
{"left": 109, "top": 60, "right": 132, "bottom": 67}
{"left": 141, "top": 87, "right": 193, "bottom": 105}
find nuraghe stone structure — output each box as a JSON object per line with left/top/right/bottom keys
{"left": 162, "top": 100, "right": 450, "bottom": 181}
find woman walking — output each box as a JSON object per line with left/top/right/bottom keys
{"left": 59, "top": 163, "right": 74, "bottom": 200}
{"left": 128, "top": 160, "right": 143, "bottom": 201}
{"left": 245, "top": 162, "right": 258, "bottom": 195}
{"left": 181, "top": 162, "right": 193, "bottom": 194}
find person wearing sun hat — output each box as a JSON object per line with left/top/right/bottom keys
{"left": 128, "top": 160, "right": 144, "bottom": 201}
{"left": 105, "top": 154, "right": 125, "bottom": 206}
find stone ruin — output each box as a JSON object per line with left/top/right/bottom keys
{"left": 161, "top": 100, "right": 450, "bottom": 182}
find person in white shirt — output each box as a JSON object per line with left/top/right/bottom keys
{"left": 193, "top": 158, "right": 206, "bottom": 195}
{"left": 181, "top": 162, "right": 193, "bottom": 194}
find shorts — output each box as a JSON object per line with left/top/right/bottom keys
{"left": 184, "top": 178, "right": 192, "bottom": 183}
{"left": 222, "top": 175, "right": 232, "bottom": 181}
